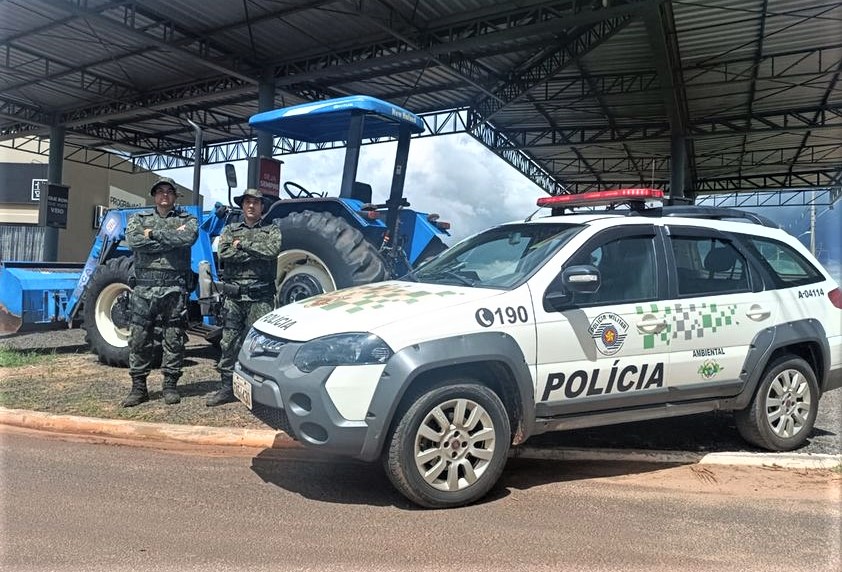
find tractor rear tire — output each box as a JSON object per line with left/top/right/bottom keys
{"left": 82, "top": 257, "right": 134, "bottom": 367}
{"left": 274, "top": 211, "right": 387, "bottom": 306}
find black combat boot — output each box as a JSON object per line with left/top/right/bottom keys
{"left": 121, "top": 377, "right": 149, "bottom": 408}
{"left": 162, "top": 376, "right": 181, "bottom": 405}
{"left": 206, "top": 374, "right": 236, "bottom": 407}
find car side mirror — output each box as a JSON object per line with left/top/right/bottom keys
{"left": 543, "top": 265, "right": 601, "bottom": 312}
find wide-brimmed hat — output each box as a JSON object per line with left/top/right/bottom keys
{"left": 234, "top": 188, "right": 273, "bottom": 209}
{"left": 150, "top": 177, "right": 178, "bottom": 196}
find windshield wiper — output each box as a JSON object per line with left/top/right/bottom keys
{"left": 421, "top": 269, "right": 477, "bottom": 287}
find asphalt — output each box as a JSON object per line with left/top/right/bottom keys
{"left": 1, "top": 407, "right": 839, "bottom": 470}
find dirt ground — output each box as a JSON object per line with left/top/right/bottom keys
{"left": 0, "top": 332, "right": 267, "bottom": 430}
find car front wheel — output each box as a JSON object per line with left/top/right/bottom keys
{"left": 384, "top": 382, "right": 510, "bottom": 508}
{"left": 735, "top": 355, "right": 819, "bottom": 451}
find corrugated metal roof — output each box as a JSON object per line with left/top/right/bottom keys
{"left": 0, "top": 0, "right": 839, "bottom": 194}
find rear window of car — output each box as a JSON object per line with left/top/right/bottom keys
{"left": 742, "top": 236, "right": 824, "bottom": 288}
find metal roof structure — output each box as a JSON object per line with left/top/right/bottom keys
{"left": 1, "top": 0, "right": 840, "bottom": 198}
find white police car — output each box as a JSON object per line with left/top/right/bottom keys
{"left": 234, "top": 189, "right": 842, "bottom": 508}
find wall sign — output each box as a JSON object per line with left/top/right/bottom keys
{"left": 39, "top": 183, "right": 70, "bottom": 229}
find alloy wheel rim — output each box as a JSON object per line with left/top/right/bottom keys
{"left": 765, "top": 368, "right": 811, "bottom": 439}
{"left": 413, "top": 397, "right": 496, "bottom": 492}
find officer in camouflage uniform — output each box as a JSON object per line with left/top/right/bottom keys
{"left": 121, "top": 177, "right": 198, "bottom": 407}
{"left": 206, "top": 188, "right": 282, "bottom": 406}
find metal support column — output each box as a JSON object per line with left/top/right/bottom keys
{"left": 256, "top": 72, "right": 275, "bottom": 158}
{"left": 670, "top": 132, "right": 686, "bottom": 200}
{"left": 186, "top": 119, "right": 203, "bottom": 196}
{"left": 44, "top": 123, "right": 65, "bottom": 262}
{"left": 248, "top": 72, "right": 276, "bottom": 189}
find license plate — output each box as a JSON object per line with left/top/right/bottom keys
{"left": 233, "top": 372, "right": 252, "bottom": 410}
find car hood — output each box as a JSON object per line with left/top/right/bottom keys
{"left": 252, "top": 280, "right": 503, "bottom": 341}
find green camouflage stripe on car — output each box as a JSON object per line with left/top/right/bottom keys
{"left": 303, "top": 283, "right": 463, "bottom": 313}
{"left": 636, "top": 302, "right": 739, "bottom": 349}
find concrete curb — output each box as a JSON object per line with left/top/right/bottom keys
{"left": 0, "top": 407, "right": 290, "bottom": 449}
{"left": 2, "top": 407, "right": 840, "bottom": 470}
{"left": 512, "top": 446, "right": 842, "bottom": 470}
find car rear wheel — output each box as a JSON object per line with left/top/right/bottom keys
{"left": 735, "top": 355, "right": 819, "bottom": 451}
{"left": 384, "top": 382, "right": 510, "bottom": 508}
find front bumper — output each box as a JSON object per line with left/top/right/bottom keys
{"left": 235, "top": 343, "right": 370, "bottom": 457}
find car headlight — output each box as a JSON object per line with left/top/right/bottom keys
{"left": 293, "top": 333, "right": 393, "bottom": 373}
{"left": 243, "top": 327, "right": 287, "bottom": 357}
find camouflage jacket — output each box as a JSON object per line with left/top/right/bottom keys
{"left": 126, "top": 208, "right": 198, "bottom": 278}
{"left": 218, "top": 219, "right": 282, "bottom": 287}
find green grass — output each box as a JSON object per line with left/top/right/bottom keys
{"left": 0, "top": 346, "right": 52, "bottom": 368}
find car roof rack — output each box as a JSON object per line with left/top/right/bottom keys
{"left": 635, "top": 205, "right": 779, "bottom": 228}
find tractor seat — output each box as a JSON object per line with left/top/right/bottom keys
{"left": 351, "top": 182, "right": 372, "bottom": 203}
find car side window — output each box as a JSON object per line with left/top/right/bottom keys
{"left": 740, "top": 236, "right": 824, "bottom": 289}
{"left": 569, "top": 235, "right": 658, "bottom": 306}
{"left": 670, "top": 236, "right": 750, "bottom": 296}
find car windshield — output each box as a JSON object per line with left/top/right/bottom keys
{"left": 409, "top": 223, "right": 584, "bottom": 289}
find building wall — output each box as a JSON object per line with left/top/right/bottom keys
{"left": 1, "top": 147, "right": 200, "bottom": 262}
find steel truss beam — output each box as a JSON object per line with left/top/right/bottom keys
{"left": 0, "top": 136, "right": 139, "bottom": 173}
{"left": 696, "top": 170, "right": 842, "bottom": 191}
{"left": 0, "top": 43, "right": 141, "bottom": 102}
{"left": 129, "top": 108, "right": 475, "bottom": 171}
{"left": 539, "top": 143, "right": 842, "bottom": 175}
{"left": 497, "top": 104, "right": 842, "bottom": 146}
{"left": 48, "top": 0, "right": 258, "bottom": 83}
{"left": 696, "top": 188, "right": 841, "bottom": 208}
{"left": 460, "top": 6, "right": 639, "bottom": 194}
{"left": 270, "top": 1, "right": 654, "bottom": 88}
{"left": 470, "top": 13, "right": 635, "bottom": 124}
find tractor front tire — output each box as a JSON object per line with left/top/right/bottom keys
{"left": 274, "top": 211, "right": 387, "bottom": 306}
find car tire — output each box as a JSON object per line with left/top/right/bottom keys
{"left": 734, "top": 355, "right": 819, "bottom": 451}
{"left": 384, "top": 381, "right": 510, "bottom": 508}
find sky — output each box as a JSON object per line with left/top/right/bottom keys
{"left": 162, "top": 133, "right": 545, "bottom": 244}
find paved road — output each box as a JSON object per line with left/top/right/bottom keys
{"left": 2, "top": 429, "right": 839, "bottom": 572}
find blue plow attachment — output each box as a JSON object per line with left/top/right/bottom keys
{"left": 0, "top": 262, "right": 84, "bottom": 333}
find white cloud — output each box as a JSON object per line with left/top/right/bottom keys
{"left": 162, "top": 134, "right": 544, "bottom": 244}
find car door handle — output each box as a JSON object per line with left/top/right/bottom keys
{"left": 636, "top": 316, "right": 667, "bottom": 334}
{"left": 745, "top": 304, "right": 771, "bottom": 321}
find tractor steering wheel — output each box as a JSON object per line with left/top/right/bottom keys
{"left": 284, "top": 181, "right": 317, "bottom": 199}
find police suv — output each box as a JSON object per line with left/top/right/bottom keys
{"left": 234, "top": 189, "right": 842, "bottom": 508}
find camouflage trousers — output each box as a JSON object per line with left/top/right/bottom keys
{"left": 217, "top": 296, "right": 273, "bottom": 378}
{"left": 129, "top": 286, "right": 187, "bottom": 380}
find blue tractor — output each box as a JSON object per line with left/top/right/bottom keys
{"left": 0, "top": 96, "right": 450, "bottom": 367}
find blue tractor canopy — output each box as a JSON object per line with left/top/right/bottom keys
{"left": 249, "top": 95, "right": 431, "bottom": 264}
{"left": 248, "top": 95, "right": 425, "bottom": 143}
